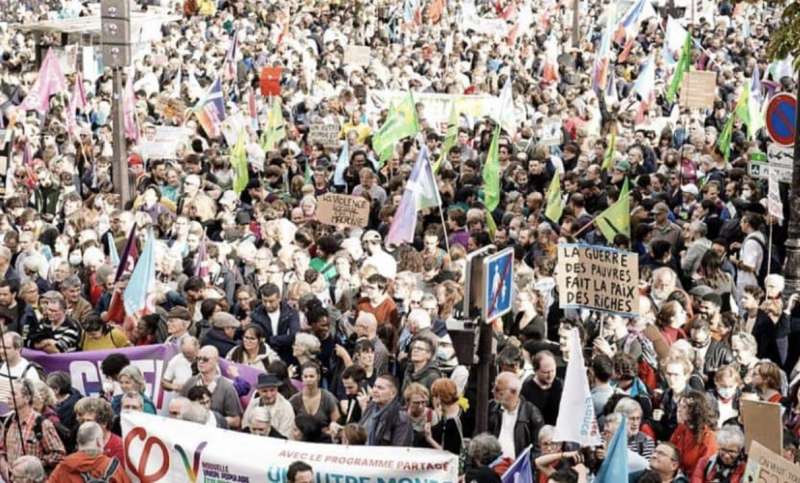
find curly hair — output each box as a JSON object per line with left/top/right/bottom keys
{"left": 680, "top": 390, "right": 717, "bottom": 439}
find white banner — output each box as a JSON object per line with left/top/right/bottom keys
{"left": 122, "top": 412, "right": 459, "bottom": 483}
{"left": 369, "top": 90, "right": 495, "bottom": 132}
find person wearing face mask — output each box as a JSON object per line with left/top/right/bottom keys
{"left": 709, "top": 365, "right": 741, "bottom": 428}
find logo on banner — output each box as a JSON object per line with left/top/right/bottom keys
{"left": 124, "top": 426, "right": 208, "bottom": 483}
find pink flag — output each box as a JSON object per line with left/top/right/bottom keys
{"left": 65, "top": 73, "right": 87, "bottom": 138}
{"left": 123, "top": 67, "right": 140, "bottom": 143}
{"left": 248, "top": 87, "right": 259, "bottom": 130}
{"left": 18, "top": 49, "right": 67, "bottom": 114}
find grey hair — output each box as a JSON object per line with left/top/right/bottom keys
{"left": 731, "top": 332, "right": 757, "bottom": 355}
{"left": 614, "top": 398, "right": 643, "bottom": 418}
{"left": 468, "top": 433, "right": 503, "bottom": 466}
{"left": 250, "top": 406, "right": 271, "bottom": 424}
{"left": 5, "top": 331, "right": 22, "bottom": 349}
{"left": 716, "top": 425, "right": 745, "bottom": 449}
{"left": 12, "top": 455, "right": 46, "bottom": 483}
{"left": 76, "top": 421, "right": 104, "bottom": 450}
{"left": 181, "top": 402, "right": 209, "bottom": 424}
{"left": 604, "top": 412, "right": 624, "bottom": 434}
{"left": 537, "top": 425, "right": 556, "bottom": 443}
{"left": 119, "top": 365, "right": 146, "bottom": 392}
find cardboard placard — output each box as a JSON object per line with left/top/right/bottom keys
{"left": 260, "top": 67, "right": 282, "bottom": 96}
{"left": 679, "top": 70, "right": 717, "bottom": 109}
{"left": 344, "top": 45, "right": 371, "bottom": 66}
{"left": 137, "top": 126, "right": 192, "bottom": 161}
{"left": 743, "top": 440, "right": 800, "bottom": 483}
{"left": 741, "top": 399, "right": 783, "bottom": 455}
{"left": 316, "top": 193, "right": 370, "bottom": 228}
{"left": 555, "top": 244, "right": 640, "bottom": 316}
{"left": 308, "top": 122, "right": 340, "bottom": 150}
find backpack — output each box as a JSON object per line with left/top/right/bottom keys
{"left": 750, "top": 236, "right": 781, "bottom": 287}
{"left": 81, "top": 457, "right": 119, "bottom": 483}
{"left": 21, "top": 362, "right": 46, "bottom": 382}
{"left": 2, "top": 413, "right": 44, "bottom": 445}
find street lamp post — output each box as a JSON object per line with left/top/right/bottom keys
{"left": 782, "top": 80, "right": 800, "bottom": 293}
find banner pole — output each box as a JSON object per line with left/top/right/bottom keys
{"left": 438, "top": 203, "right": 451, "bottom": 255}
{"left": 768, "top": 222, "right": 774, "bottom": 275}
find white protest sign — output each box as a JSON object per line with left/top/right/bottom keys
{"left": 369, "top": 90, "right": 495, "bottom": 132}
{"left": 308, "top": 122, "right": 341, "bottom": 150}
{"left": 768, "top": 166, "right": 784, "bottom": 222}
{"left": 137, "top": 126, "right": 192, "bottom": 161}
{"left": 122, "top": 412, "right": 458, "bottom": 482}
{"left": 743, "top": 440, "right": 800, "bottom": 483}
{"left": 344, "top": 45, "right": 371, "bottom": 66}
{"left": 555, "top": 244, "right": 640, "bottom": 316}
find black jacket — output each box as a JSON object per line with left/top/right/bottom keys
{"left": 487, "top": 397, "right": 544, "bottom": 458}
{"left": 250, "top": 302, "right": 300, "bottom": 361}
{"left": 200, "top": 328, "right": 238, "bottom": 357}
{"left": 360, "top": 399, "right": 414, "bottom": 447}
{"left": 700, "top": 340, "right": 734, "bottom": 385}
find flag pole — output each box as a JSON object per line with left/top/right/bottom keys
{"left": 768, "top": 222, "right": 773, "bottom": 275}
{"left": 438, "top": 203, "right": 451, "bottom": 255}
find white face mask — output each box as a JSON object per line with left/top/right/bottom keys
{"left": 717, "top": 387, "right": 736, "bottom": 399}
{"left": 69, "top": 251, "right": 82, "bottom": 266}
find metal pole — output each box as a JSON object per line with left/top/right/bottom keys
{"left": 111, "top": 67, "right": 131, "bottom": 208}
{"left": 571, "top": 0, "right": 580, "bottom": 47}
{"left": 783, "top": 78, "right": 800, "bottom": 294}
{"left": 474, "top": 318, "right": 493, "bottom": 434}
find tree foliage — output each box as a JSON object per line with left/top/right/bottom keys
{"left": 749, "top": 0, "right": 800, "bottom": 69}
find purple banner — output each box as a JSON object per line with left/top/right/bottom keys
{"left": 23, "top": 344, "right": 178, "bottom": 410}
{"left": 21, "top": 344, "right": 265, "bottom": 410}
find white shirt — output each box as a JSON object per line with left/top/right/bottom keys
{"left": 267, "top": 309, "right": 280, "bottom": 336}
{"left": 163, "top": 353, "right": 193, "bottom": 389}
{"left": 498, "top": 404, "right": 519, "bottom": 459}
{"left": 0, "top": 358, "right": 40, "bottom": 412}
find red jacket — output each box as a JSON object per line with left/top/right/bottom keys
{"left": 48, "top": 451, "right": 130, "bottom": 483}
{"left": 670, "top": 424, "right": 718, "bottom": 475}
{"left": 690, "top": 455, "right": 745, "bottom": 483}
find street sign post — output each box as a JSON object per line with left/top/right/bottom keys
{"left": 482, "top": 247, "right": 514, "bottom": 321}
{"left": 749, "top": 146, "right": 794, "bottom": 181}
{"left": 765, "top": 93, "right": 797, "bottom": 147}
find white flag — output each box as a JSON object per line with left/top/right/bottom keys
{"left": 491, "top": 77, "right": 517, "bottom": 136}
{"left": 553, "top": 328, "right": 602, "bottom": 446}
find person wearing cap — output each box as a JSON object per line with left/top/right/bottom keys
{"left": 242, "top": 373, "right": 295, "bottom": 437}
{"left": 361, "top": 231, "right": 397, "bottom": 281}
{"left": 678, "top": 183, "right": 700, "bottom": 222}
{"left": 164, "top": 307, "right": 193, "bottom": 345}
{"left": 200, "top": 312, "right": 240, "bottom": 357}
{"left": 651, "top": 202, "right": 682, "bottom": 248}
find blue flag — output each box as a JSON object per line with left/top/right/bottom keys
{"left": 107, "top": 234, "right": 120, "bottom": 269}
{"left": 595, "top": 416, "right": 629, "bottom": 483}
{"left": 123, "top": 229, "right": 156, "bottom": 316}
{"left": 501, "top": 446, "right": 533, "bottom": 483}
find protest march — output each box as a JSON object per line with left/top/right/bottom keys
{"left": 0, "top": 0, "right": 800, "bottom": 482}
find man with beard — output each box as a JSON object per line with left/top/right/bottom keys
{"left": 650, "top": 267, "right": 679, "bottom": 310}
{"left": 179, "top": 174, "right": 216, "bottom": 222}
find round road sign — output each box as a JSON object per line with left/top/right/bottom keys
{"left": 765, "top": 93, "right": 797, "bottom": 147}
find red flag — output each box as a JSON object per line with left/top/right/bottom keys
{"left": 260, "top": 67, "right": 282, "bottom": 96}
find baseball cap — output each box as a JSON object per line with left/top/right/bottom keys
{"left": 681, "top": 184, "right": 699, "bottom": 197}
{"left": 362, "top": 230, "right": 382, "bottom": 243}
{"left": 651, "top": 202, "right": 670, "bottom": 214}
{"left": 166, "top": 307, "right": 192, "bottom": 321}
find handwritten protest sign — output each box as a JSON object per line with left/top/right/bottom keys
{"left": 743, "top": 440, "right": 800, "bottom": 483}
{"left": 680, "top": 70, "right": 717, "bottom": 109}
{"left": 308, "top": 122, "right": 340, "bottom": 150}
{"left": 344, "top": 45, "right": 371, "bottom": 66}
{"left": 316, "top": 193, "right": 370, "bottom": 228}
{"left": 137, "top": 126, "right": 192, "bottom": 161}
{"left": 555, "top": 244, "right": 639, "bottom": 316}
{"left": 741, "top": 399, "right": 783, "bottom": 455}
{"left": 260, "top": 66, "right": 282, "bottom": 96}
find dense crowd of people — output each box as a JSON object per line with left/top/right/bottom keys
{"left": 0, "top": 0, "right": 798, "bottom": 482}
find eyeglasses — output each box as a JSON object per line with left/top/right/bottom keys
{"left": 411, "top": 345, "right": 430, "bottom": 352}
{"left": 197, "top": 356, "right": 211, "bottom": 363}
{"left": 409, "top": 400, "right": 427, "bottom": 406}
{"left": 243, "top": 335, "right": 258, "bottom": 341}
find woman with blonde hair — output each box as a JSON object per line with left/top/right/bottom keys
{"left": 292, "top": 333, "right": 321, "bottom": 366}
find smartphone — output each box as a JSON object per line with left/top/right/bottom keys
{"left": 426, "top": 410, "right": 432, "bottom": 423}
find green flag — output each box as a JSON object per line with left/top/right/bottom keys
{"left": 482, "top": 126, "right": 501, "bottom": 211}
{"left": 231, "top": 130, "right": 249, "bottom": 194}
{"left": 666, "top": 34, "right": 692, "bottom": 103}
{"left": 601, "top": 129, "right": 617, "bottom": 171}
{"left": 595, "top": 187, "right": 630, "bottom": 242}
{"left": 544, "top": 172, "right": 563, "bottom": 223}
{"left": 372, "top": 92, "right": 420, "bottom": 165}
{"left": 303, "top": 160, "right": 312, "bottom": 185}
{"left": 486, "top": 209, "right": 497, "bottom": 240}
{"left": 259, "top": 97, "right": 285, "bottom": 152}
{"left": 619, "top": 177, "right": 629, "bottom": 198}
{"left": 434, "top": 102, "right": 458, "bottom": 174}
{"left": 718, "top": 114, "right": 734, "bottom": 161}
